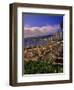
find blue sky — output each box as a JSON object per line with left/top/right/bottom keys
{"left": 22, "top": 13, "right": 63, "bottom": 27}
{"left": 23, "top": 13, "right": 63, "bottom": 38}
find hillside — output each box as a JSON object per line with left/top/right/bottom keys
{"left": 24, "top": 31, "right": 63, "bottom": 74}
{"left": 24, "top": 40, "right": 63, "bottom": 64}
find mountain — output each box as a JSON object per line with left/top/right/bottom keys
{"left": 24, "top": 30, "right": 63, "bottom": 48}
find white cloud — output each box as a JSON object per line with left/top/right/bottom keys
{"left": 24, "top": 25, "right": 60, "bottom": 38}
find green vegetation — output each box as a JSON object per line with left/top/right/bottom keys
{"left": 24, "top": 40, "right": 63, "bottom": 74}
{"left": 24, "top": 60, "right": 63, "bottom": 74}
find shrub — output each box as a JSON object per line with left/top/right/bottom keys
{"left": 24, "top": 60, "right": 63, "bottom": 74}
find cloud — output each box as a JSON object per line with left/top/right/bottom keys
{"left": 24, "top": 24, "right": 60, "bottom": 38}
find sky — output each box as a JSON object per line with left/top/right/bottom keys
{"left": 22, "top": 13, "right": 63, "bottom": 38}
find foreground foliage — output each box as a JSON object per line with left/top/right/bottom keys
{"left": 24, "top": 60, "right": 63, "bottom": 74}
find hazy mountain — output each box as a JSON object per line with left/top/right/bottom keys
{"left": 24, "top": 24, "right": 61, "bottom": 38}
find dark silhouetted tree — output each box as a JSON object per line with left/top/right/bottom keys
{"left": 60, "top": 21, "right": 63, "bottom": 29}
